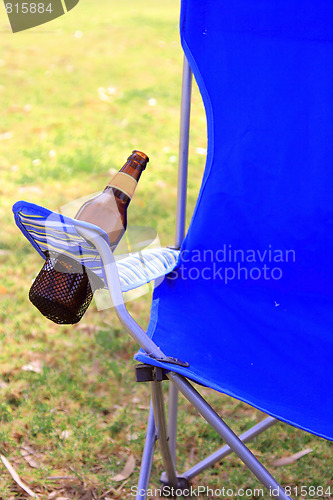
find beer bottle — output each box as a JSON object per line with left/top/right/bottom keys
{"left": 29, "top": 150, "right": 149, "bottom": 324}
{"left": 75, "top": 150, "right": 149, "bottom": 246}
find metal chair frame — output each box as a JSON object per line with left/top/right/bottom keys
{"left": 76, "top": 56, "right": 292, "bottom": 500}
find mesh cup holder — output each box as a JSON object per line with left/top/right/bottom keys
{"left": 29, "top": 253, "right": 103, "bottom": 325}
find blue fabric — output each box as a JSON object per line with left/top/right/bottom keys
{"left": 12, "top": 201, "right": 179, "bottom": 292}
{"left": 136, "top": 0, "right": 333, "bottom": 440}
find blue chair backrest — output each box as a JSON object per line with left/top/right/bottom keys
{"left": 181, "top": 0, "right": 333, "bottom": 298}
{"left": 135, "top": 0, "right": 333, "bottom": 441}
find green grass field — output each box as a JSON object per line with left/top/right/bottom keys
{"left": 0, "top": 1, "right": 332, "bottom": 499}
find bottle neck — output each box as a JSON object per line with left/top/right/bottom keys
{"left": 105, "top": 150, "right": 149, "bottom": 206}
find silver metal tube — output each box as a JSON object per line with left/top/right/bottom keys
{"left": 168, "top": 373, "right": 292, "bottom": 500}
{"left": 76, "top": 226, "right": 168, "bottom": 360}
{"left": 167, "top": 382, "right": 179, "bottom": 465}
{"left": 151, "top": 380, "right": 178, "bottom": 488}
{"left": 136, "top": 404, "right": 157, "bottom": 500}
{"left": 167, "top": 55, "right": 192, "bottom": 473}
{"left": 183, "top": 416, "right": 277, "bottom": 480}
{"left": 175, "top": 56, "right": 193, "bottom": 249}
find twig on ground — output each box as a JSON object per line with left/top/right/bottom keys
{"left": 0, "top": 454, "right": 36, "bottom": 497}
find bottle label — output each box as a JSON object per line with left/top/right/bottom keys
{"left": 108, "top": 172, "right": 138, "bottom": 199}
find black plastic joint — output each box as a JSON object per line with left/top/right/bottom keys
{"left": 135, "top": 363, "right": 168, "bottom": 383}
{"left": 160, "top": 477, "right": 191, "bottom": 497}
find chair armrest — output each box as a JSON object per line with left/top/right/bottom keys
{"left": 12, "top": 200, "right": 179, "bottom": 293}
{"left": 12, "top": 200, "right": 184, "bottom": 365}
{"left": 116, "top": 247, "right": 180, "bottom": 292}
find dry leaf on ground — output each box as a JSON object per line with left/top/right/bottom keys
{"left": 59, "top": 430, "right": 72, "bottom": 440}
{"left": 271, "top": 448, "right": 313, "bottom": 466}
{"left": 48, "top": 491, "right": 69, "bottom": 499}
{"left": 79, "top": 489, "right": 95, "bottom": 500}
{"left": 0, "top": 379, "right": 8, "bottom": 389}
{"left": 110, "top": 454, "right": 135, "bottom": 481}
{"left": 0, "top": 131, "right": 12, "bottom": 140}
{"left": 20, "top": 442, "right": 43, "bottom": 469}
{"left": 21, "top": 360, "right": 43, "bottom": 373}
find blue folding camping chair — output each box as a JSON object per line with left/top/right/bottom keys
{"left": 13, "top": 1, "right": 333, "bottom": 498}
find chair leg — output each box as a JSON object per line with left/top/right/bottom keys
{"left": 167, "top": 382, "right": 179, "bottom": 465}
{"left": 136, "top": 403, "right": 157, "bottom": 500}
{"left": 151, "top": 379, "right": 179, "bottom": 489}
{"left": 168, "top": 372, "right": 293, "bottom": 500}
{"left": 182, "top": 415, "right": 277, "bottom": 481}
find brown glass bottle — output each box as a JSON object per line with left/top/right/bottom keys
{"left": 75, "top": 150, "right": 149, "bottom": 248}
{"left": 29, "top": 151, "right": 149, "bottom": 324}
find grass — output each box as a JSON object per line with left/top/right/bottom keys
{"left": 0, "top": 1, "right": 332, "bottom": 499}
